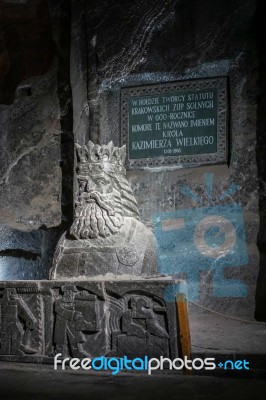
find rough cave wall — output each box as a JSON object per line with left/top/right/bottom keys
{"left": 71, "top": 0, "right": 261, "bottom": 319}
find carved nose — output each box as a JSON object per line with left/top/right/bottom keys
{"left": 95, "top": 185, "right": 104, "bottom": 194}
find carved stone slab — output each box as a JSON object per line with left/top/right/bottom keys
{"left": 0, "top": 279, "right": 180, "bottom": 363}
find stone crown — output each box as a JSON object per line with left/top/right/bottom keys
{"left": 75, "top": 141, "right": 126, "bottom": 177}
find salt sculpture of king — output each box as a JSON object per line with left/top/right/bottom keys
{"left": 50, "top": 141, "right": 158, "bottom": 279}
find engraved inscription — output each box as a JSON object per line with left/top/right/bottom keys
{"left": 121, "top": 78, "right": 227, "bottom": 168}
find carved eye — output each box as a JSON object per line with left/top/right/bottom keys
{"left": 95, "top": 178, "right": 107, "bottom": 185}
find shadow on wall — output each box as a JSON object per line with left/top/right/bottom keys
{"left": 0, "top": 0, "right": 54, "bottom": 104}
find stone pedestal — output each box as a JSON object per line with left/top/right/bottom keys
{"left": 0, "top": 278, "right": 180, "bottom": 362}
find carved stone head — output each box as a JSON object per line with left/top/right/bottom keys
{"left": 1, "top": 288, "right": 17, "bottom": 302}
{"left": 61, "top": 285, "right": 78, "bottom": 302}
{"left": 70, "top": 141, "right": 139, "bottom": 239}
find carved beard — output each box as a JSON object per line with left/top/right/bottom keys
{"left": 70, "top": 190, "right": 124, "bottom": 239}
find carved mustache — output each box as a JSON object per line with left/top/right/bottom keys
{"left": 86, "top": 191, "right": 115, "bottom": 216}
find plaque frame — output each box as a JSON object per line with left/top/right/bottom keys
{"left": 121, "top": 77, "right": 228, "bottom": 169}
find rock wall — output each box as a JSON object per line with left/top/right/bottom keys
{"left": 70, "top": 0, "right": 260, "bottom": 319}
{"left": 0, "top": 0, "right": 73, "bottom": 279}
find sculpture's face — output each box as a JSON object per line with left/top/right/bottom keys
{"left": 70, "top": 141, "right": 139, "bottom": 240}
{"left": 71, "top": 170, "right": 124, "bottom": 240}
{"left": 7, "top": 288, "right": 17, "bottom": 300}
{"left": 87, "top": 171, "right": 113, "bottom": 195}
{"left": 63, "top": 290, "right": 75, "bottom": 303}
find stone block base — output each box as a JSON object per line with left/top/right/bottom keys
{"left": 0, "top": 278, "right": 180, "bottom": 363}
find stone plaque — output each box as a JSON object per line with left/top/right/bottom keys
{"left": 121, "top": 77, "right": 227, "bottom": 169}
